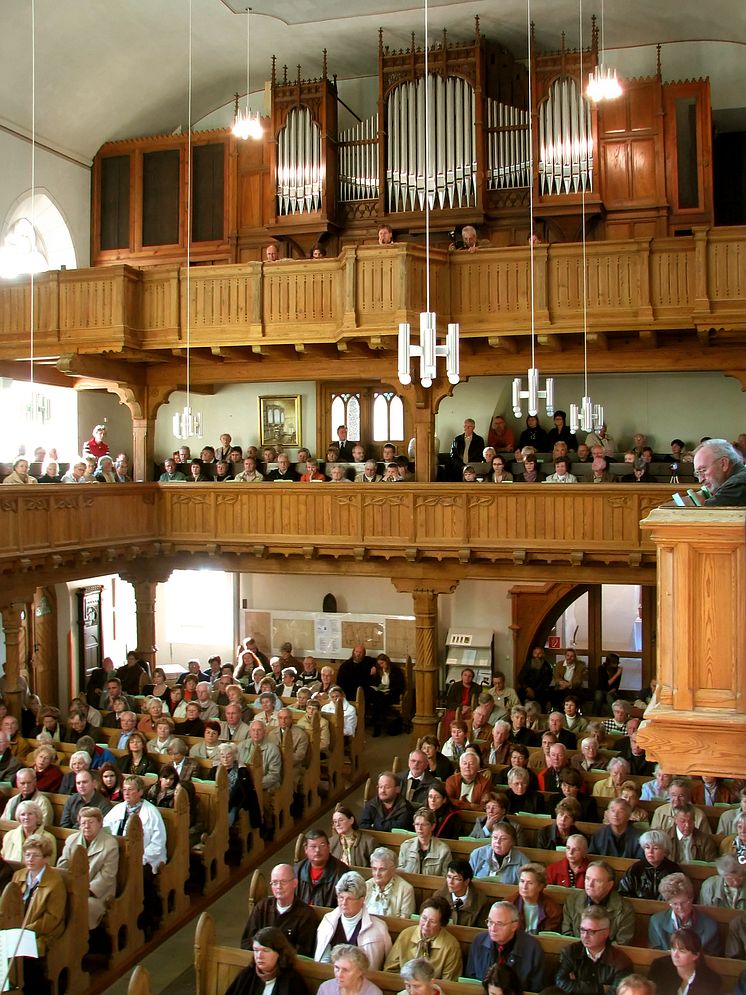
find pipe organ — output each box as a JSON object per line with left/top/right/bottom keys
{"left": 90, "top": 17, "right": 715, "bottom": 265}
{"left": 386, "top": 75, "right": 477, "bottom": 211}
{"left": 338, "top": 114, "right": 379, "bottom": 203}
{"left": 538, "top": 77, "right": 594, "bottom": 195}
{"left": 276, "top": 107, "right": 323, "bottom": 215}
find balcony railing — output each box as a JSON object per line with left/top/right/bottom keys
{"left": 0, "top": 229, "right": 744, "bottom": 359}
{"left": 0, "top": 484, "right": 670, "bottom": 582}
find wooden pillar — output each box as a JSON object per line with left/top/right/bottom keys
{"left": 402, "top": 382, "right": 454, "bottom": 483}
{"left": 636, "top": 509, "right": 745, "bottom": 777}
{"left": 393, "top": 579, "right": 458, "bottom": 742}
{"left": 120, "top": 570, "right": 172, "bottom": 673}
{"left": 131, "top": 415, "right": 156, "bottom": 483}
{"left": 1, "top": 602, "right": 28, "bottom": 721}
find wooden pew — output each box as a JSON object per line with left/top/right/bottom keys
{"left": 191, "top": 768, "right": 230, "bottom": 894}
{"left": 0, "top": 876, "right": 23, "bottom": 990}
{"left": 127, "top": 964, "right": 152, "bottom": 995}
{"left": 155, "top": 785, "right": 191, "bottom": 928}
{"left": 46, "top": 844, "right": 91, "bottom": 995}
{"left": 232, "top": 750, "right": 266, "bottom": 866}
{"left": 194, "top": 911, "right": 487, "bottom": 995}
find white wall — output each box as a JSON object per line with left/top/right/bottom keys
{"left": 436, "top": 372, "right": 746, "bottom": 454}
{"left": 0, "top": 130, "right": 91, "bottom": 269}
{"left": 155, "top": 381, "right": 317, "bottom": 461}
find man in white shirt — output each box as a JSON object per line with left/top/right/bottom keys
{"left": 233, "top": 456, "right": 264, "bottom": 483}
{"left": 103, "top": 775, "right": 167, "bottom": 938}
{"left": 321, "top": 686, "right": 357, "bottom": 737}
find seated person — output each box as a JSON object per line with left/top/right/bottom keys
{"left": 58, "top": 805, "right": 119, "bottom": 931}
{"left": 383, "top": 897, "right": 462, "bottom": 980}
{"left": 666, "top": 804, "right": 719, "bottom": 863}
{"left": 509, "top": 861, "right": 562, "bottom": 934}
{"left": 602, "top": 699, "right": 632, "bottom": 736}
{"left": 469, "top": 823, "right": 530, "bottom": 883}
{"left": 650, "top": 778, "right": 712, "bottom": 834}
{"left": 504, "top": 765, "right": 544, "bottom": 815}
{"left": 445, "top": 751, "right": 493, "bottom": 812}
{"left": 544, "top": 457, "right": 578, "bottom": 484}
{"left": 365, "top": 846, "right": 416, "bottom": 918}
{"left": 691, "top": 774, "right": 736, "bottom": 807}
{"left": 495, "top": 744, "right": 538, "bottom": 791}
{"left": 726, "top": 812, "right": 746, "bottom": 864}
{"left": 649, "top": 872, "right": 722, "bottom": 954}
{"left": 608, "top": 780, "right": 648, "bottom": 824}
{"left": 515, "top": 453, "right": 544, "bottom": 482}
{"left": 641, "top": 765, "right": 673, "bottom": 801}
{"left": 649, "top": 927, "right": 723, "bottom": 995}
{"left": 507, "top": 705, "right": 538, "bottom": 746}
{"left": 441, "top": 720, "right": 471, "bottom": 764}
{"left": 469, "top": 791, "right": 525, "bottom": 845}
{"left": 589, "top": 798, "right": 644, "bottom": 859}
{"left": 430, "top": 858, "right": 489, "bottom": 927}
{"left": 617, "top": 830, "right": 682, "bottom": 900}
{"left": 469, "top": 698, "right": 495, "bottom": 749}
{"left": 225, "top": 925, "right": 310, "bottom": 995}
{"left": 555, "top": 905, "right": 632, "bottom": 995}
{"left": 2, "top": 800, "right": 56, "bottom": 862}
{"left": 359, "top": 772, "right": 414, "bottom": 832}
{"left": 592, "top": 757, "right": 632, "bottom": 798}
{"left": 318, "top": 946, "right": 382, "bottom": 995}
{"left": 206, "top": 742, "right": 261, "bottom": 828}
{"left": 397, "top": 808, "right": 452, "bottom": 876}
{"left": 486, "top": 720, "right": 513, "bottom": 766}
{"left": 31, "top": 744, "right": 63, "bottom": 793}
{"left": 536, "top": 797, "right": 584, "bottom": 850}
{"left": 418, "top": 736, "right": 452, "bottom": 782}
{"left": 562, "top": 860, "right": 635, "bottom": 944}
{"left": 538, "top": 742, "right": 571, "bottom": 792}
{"left": 698, "top": 854, "right": 746, "bottom": 909}
{"left": 330, "top": 805, "right": 374, "bottom": 867}
{"left": 424, "top": 781, "right": 461, "bottom": 839}
{"left": 117, "top": 730, "right": 157, "bottom": 776}
{"left": 562, "top": 694, "right": 588, "bottom": 738}
{"left": 465, "top": 900, "right": 545, "bottom": 992}
{"left": 314, "top": 871, "right": 391, "bottom": 969}
{"left": 13, "top": 834, "right": 66, "bottom": 994}
{"left": 487, "top": 672, "right": 521, "bottom": 721}
{"left": 546, "top": 833, "right": 590, "bottom": 888}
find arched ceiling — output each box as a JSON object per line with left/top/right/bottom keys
{"left": 1, "top": 0, "right": 745, "bottom": 163}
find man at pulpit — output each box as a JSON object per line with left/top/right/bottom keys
{"left": 693, "top": 439, "right": 746, "bottom": 506}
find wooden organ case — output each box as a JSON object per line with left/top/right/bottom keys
{"left": 91, "top": 18, "right": 715, "bottom": 266}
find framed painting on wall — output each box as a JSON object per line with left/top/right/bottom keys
{"left": 258, "top": 395, "right": 302, "bottom": 448}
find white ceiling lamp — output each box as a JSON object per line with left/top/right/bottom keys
{"left": 174, "top": 0, "right": 202, "bottom": 442}
{"left": 512, "top": 0, "right": 554, "bottom": 421}
{"left": 397, "top": 0, "right": 460, "bottom": 389}
{"left": 570, "top": 0, "right": 604, "bottom": 435}
{"left": 587, "top": 0, "right": 622, "bottom": 102}
{"left": 232, "top": 7, "right": 264, "bottom": 141}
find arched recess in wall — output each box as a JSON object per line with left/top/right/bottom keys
{"left": 0, "top": 189, "right": 77, "bottom": 278}
{"left": 510, "top": 582, "right": 656, "bottom": 692}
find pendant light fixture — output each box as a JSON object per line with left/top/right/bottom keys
{"left": 512, "top": 0, "right": 554, "bottom": 421}
{"left": 587, "top": 0, "right": 622, "bottom": 102}
{"left": 397, "top": 0, "right": 460, "bottom": 389}
{"left": 232, "top": 7, "right": 264, "bottom": 141}
{"left": 173, "top": 0, "right": 202, "bottom": 441}
{"left": 570, "top": 0, "right": 604, "bottom": 435}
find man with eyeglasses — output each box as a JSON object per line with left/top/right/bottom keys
{"left": 465, "top": 900, "right": 545, "bottom": 992}
{"left": 555, "top": 906, "right": 632, "bottom": 993}
{"left": 430, "top": 859, "right": 489, "bottom": 927}
{"left": 239, "top": 862, "right": 316, "bottom": 955}
{"left": 562, "top": 860, "right": 635, "bottom": 944}
{"left": 692, "top": 439, "right": 746, "bottom": 506}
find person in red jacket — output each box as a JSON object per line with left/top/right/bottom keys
{"left": 82, "top": 424, "right": 109, "bottom": 460}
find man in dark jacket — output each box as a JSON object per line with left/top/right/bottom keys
{"left": 294, "top": 829, "right": 347, "bottom": 906}
{"left": 450, "top": 419, "right": 485, "bottom": 476}
{"left": 241, "top": 862, "right": 317, "bottom": 953}
{"left": 359, "top": 772, "right": 414, "bottom": 831}
{"left": 465, "top": 899, "right": 545, "bottom": 992}
{"left": 517, "top": 646, "right": 553, "bottom": 705}
{"left": 589, "top": 799, "right": 644, "bottom": 860}
{"left": 555, "top": 905, "right": 632, "bottom": 993}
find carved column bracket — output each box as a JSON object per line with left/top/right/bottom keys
{"left": 0, "top": 602, "right": 29, "bottom": 720}
{"left": 393, "top": 578, "right": 459, "bottom": 742}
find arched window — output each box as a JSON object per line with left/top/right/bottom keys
{"left": 0, "top": 191, "right": 76, "bottom": 279}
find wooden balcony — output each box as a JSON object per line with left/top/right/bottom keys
{"left": 0, "top": 229, "right": 744, "bottom": 375}
{"left": 0, "top": 484, "right": 670, "bottom": 596}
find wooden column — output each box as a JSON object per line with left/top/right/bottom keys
{"left": 393, "top": 579, "right": 458, "bottom": 742}
{"left": 636, "top": 509, "right": 746, "bottom": 777}
{"left": 403, "top": 382, "right": 454, "bottom": 483}
{"left": 120, "top": 570, "right": 172, "bottom": 673}
{"left": 1, "top": 602, "right": 28, "bottom": 721}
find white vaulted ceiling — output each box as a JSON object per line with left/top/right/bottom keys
{"left": 1, "top": 0, "right": 745, "bottom": 163}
